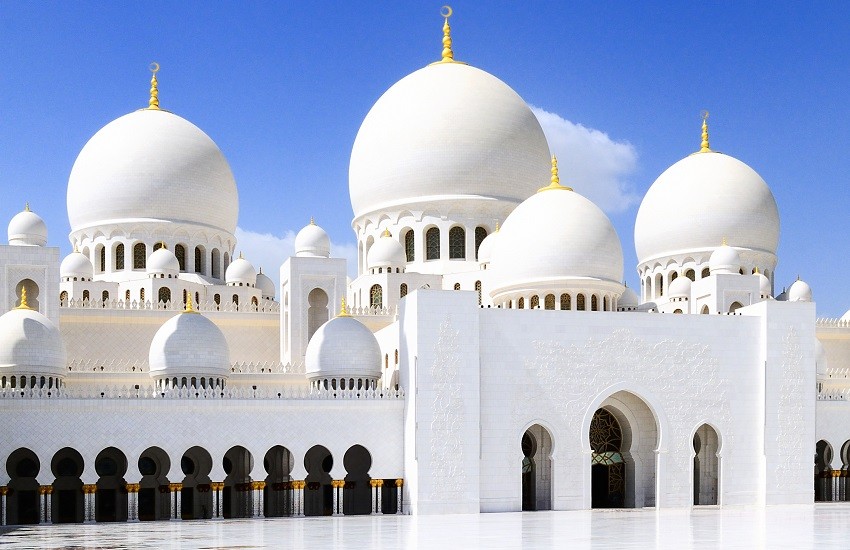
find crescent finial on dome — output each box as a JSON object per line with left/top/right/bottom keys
{"left": 310, "top": 217, "right": 315, "bottom": 225}
{"left": 440, "top": 6, "right": 454, "bottom": 62}
{"left": 537, "top": 155, "right": 573, "bottom": 192}
{"left": 147, "top": 62, "right": 161, "bottom": 110}
{"left": 183, "top": 291, "right": 198, "bottom": 314}
{"left": 16, "top": 286, "right": 31, "bottom": 310}
{"left": 339, "top": 297, "right": 350, "bottom": 317}
{"left": 382, "top": 228, "right": 391, "bottom": 238}
{"left": 700, "top": 110, "right": 711, "bottom": 153}
{"left": 24, "top": 202, "right": 30, "bottom": 212}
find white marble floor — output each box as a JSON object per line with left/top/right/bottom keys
{"left": 2, "top": 505, "right": 850, "bottom": 549}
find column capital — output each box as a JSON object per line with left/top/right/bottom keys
{"left": 210, "top": 481, "right": 225, "bottom": 491}
{"left": 395, "top": 478, "right": 404, "bottom": 487}
{"left": 250, "top": 481, "right": 266, "bottom": 491}
{"left": 82, "top": 484, "right": 98, "bottom": 494}
{"left": 125, "top": 483, "right": 141, "bottom": 493}
{"left": 0, "top": 486, "right": 8, "bottom": 496}
{"left": 168, "top": 483, "right": 183, "bottom": 492}
{"left": 376, "top": 479, "right": 384, "bottom": 488}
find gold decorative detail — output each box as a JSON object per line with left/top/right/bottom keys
{"left": 339, "top": 297, "right": 350, "bottom": 317}
{"left": 16, "top": 286, "right": 31, "bottom": 310}
{"left": 83, "top": 484, "right": 98, "bottom": 494}
{"left": 210, "top": 482, "right": 225, "bottom": 491}
{"left": 159, "top": 241, "right": 167, "bottom": 250}
{"left": 699, "top": 110, "right": 711, "bottom": 153}
{"left": 754, "top": 266, "right": 760, "bottom": 274}
{"left": 537, "top": 155, "right": 572, "bottom": 192}
{"left": 183, "top": 292, "right": 198, "bottom": 314}
{"left": 0, "top": 486, "right": 7, "bottom": 496}
{"left": 310, "top": 217, "right": 315, "bottom": 225}
{"left": 125, "top": 483, "right": 140, "bottom": 493}
{"left": 147, "top": 62, "right": 160, "bottom": 110}
{"left": 24, "top": 202, "right": 30, "bottom": 212}
{"left": 382, "top": 228, "right": 391, "bottom": 238}
{"left": 429, "top": 6, "right": 467, "bottom": 65}
{"left": 370, "top": 479, "right": 378, "bottom": 488}
{"left": 395, "top": 478, "right": 404, "bottom": 487}
{"left": 251, "top": 481, "right": 266, "bottom": 490}
{"left": 494, "top": 222, "right": 500, "bottom": 232}
{"left": 168, "top": 482, "right": 183, "bottom": 492}
{"left": 721, "top": 236, "right": 727, "bottom": 246}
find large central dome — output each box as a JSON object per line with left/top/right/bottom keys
{"left": 348, "top": 62, "right": 551, "bottom": 220}
{"left": 67, "top": 109, "right": 238, "bottom": 235}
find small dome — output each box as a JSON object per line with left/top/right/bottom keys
{"left": 295, "top": 221, "right": 330, "bottom": 258}
{"left": 754, "top": 272, "right": 772, "bottom": 297}
{"left": 490, "top": 163, "right": 624, "bottom": 300}
{"left": 147, "top": 246, "right": 180, "bottom": 277}
{"left": 619, "top": 287, "right": 639, "bottom": 308}
{"left": 366, "top": 231, "right": 405, "bottom": 270}
{"left": 776, "top": 288, "right": 788, "bottom": 302}
{"left": 225, "top": 255, "right": 257, "bottom": 286}
{"left": 477, "top": 228, "right": 500, "bottom": 266}
{"left": 256, "top": 268, "right": 275, "bottom": 300}
{"left": 8, "top": 206, "right": 47, "bottom": 246}
{"left": 841, "top": 309, "right": 850, "bottom": 322}
{"left": 635, "top": 150, "right": 780, "bottom": 266}
{"left": 60, "top": 250, "right": 93, "bottom": 280}
{"left": 0, "top": 307, "right": 65, "bottom": 378}
{"left": 788, "top": 278, "right": 812, "bottom": 302}
{"left": 149, "top": 310, "right": 230, "bottom": 380}
{"left": 305, "top": 313, "right": 381, "bottom": 382}
{"left": 709, "top": 244, "right": 741, "bottom": 275}
{"left": 669, "top": 276, "right": 692, "bottom": 299}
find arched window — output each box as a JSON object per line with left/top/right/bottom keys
{"left": 307, "top": 288, "right": 328, "bottom": 342}
{"left": 370, "top": 284, "right": 383, "bottom": 308}
{"left": 195, "top": 292, "right": 200, "bottom": 305}
{"left": 153, "top": 242, "right": 164, "bottom": 252}
{"left": 400, "top": 283, "right": 408, "bottom": 298}
{"left": 115, "top": 243, "right": 125, "bottom": 270}
{"left": 102, "top": 290, "right": 109, "bottom": 304}
{"left": 158, "top": 287, "right": 171, "bottom": 305}
{"left": 182, "top": 289, "right": 188, "bottom": 305}
{"left": 175, "top": 245, "right": 186, "bottom": 271}
{"left": 729, "top": 301, "right": 743, "bottom": 313}
{"left": 577, "top": 294, "right": 586, "bottom": 311}
{"left": 60, "top": 290, "right": 68, "bottom": 305}
{"left": 404, "top": 230, "right": 415, "bottom": 262}
{"left": 475, "top": 281, "right": 482, "bottom": 305}
{"left": 454, "top": 283, "right": 461, "bottom": 291}
{"left": 395, "top": 349, "right": 399, "bottom": 364}
{"left": 97, "top": 245, "right": 105, "bottom": 273}
{"left": 591, "top": 295, "right": 598, "bottom": 311}
{"left": 232, "top": 294, "right": 239, "bottom": 306}
{"left": 701, "top": 305, "right": 710, "bottom": 314}
{"left": 670, "top": 272, "right": 678, "bottom": 284}
{"left": 685, "top": 269, "right": 695, "bottom": 281}
{"left": 644, "top": 276, "right": 651, "bottom": 300}
{"left": 518, "top": 297, "right": 525, "bottom": 309}
{"left": 426, "top": 228, "right": 440, "bottom": 260}
{"left": 133, "top": 243, "right": 146, "bottom": 269}
{"left": 545, "top": 294, "right": 555, "bottom": 310}
{"left": 82, "top": 289, "right": 90, "bottom": 302}
{"left": 655, "top": 274, "right": 664, "bottom": 297}
{"left": 674, "top": 309, "right": 683, "bottom": 314}
{"left": 530, "top": 295, "right": 539, "bottom": 309}
{"left": 195, "top": 247, "right": 204, "bottom": 274}
{"left": 211, "top": 249, "right": 221, "bottom": 279}
{"left": 125, "top": 290, "right": 130, "bottom": 301}
{"left": 603, "top": 296, "right": 609, "bottom": 311}
{"left": 560, "top": 293, "right": 571, "bottom": 310}
{"left": 139, "top": 288, "right": 145, "bottom": 302}
{"left": 449, "top": 226, "right": 465, "bottom": 259}
{"left": 223, "top": 252, "right": 230, "bottom": 272}
{"left": 214, "top": 294, "right": 221, "bottom": 307}
{"left": 701, "top": 267, "right": 710, "bottom": 278}
{"left": 474, "top": 227, "right": 488, "bottom": 259}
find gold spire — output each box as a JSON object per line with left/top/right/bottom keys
{"left": 721, "top": 236, "right": 727, "bottom": 246}
{"left": 24, "top": 202, "right": 30, "bottom": 212}
{"left": 159, "top": 241, "right": 167, "bottom": 250}
{"left": 537, "top": 155, "right": 572, "bottom": 192}
{"left": 183, "top": 291, "right": 198, "bottom": 314}
{"left": 494, "top": 221, "right": 500, "bottom": 232}
{"left": 147, "top": 62, "right": 160, "bottom": 110}
{"left": 440, "top": 6, "right": 454, "bottom": 62}
{"left": 754, "top": 266, "right": 760, "bottom": 274}
{"left": 310, "top": 217, "right": 315, "bottom": 225}
{"left": 382, "top": 228, "right": 391, "bottom": 238}
{"left": 338, "top": 297, "right": 350, "bottom": 317}
{"left": 699, "top": 110, "right": 711, "bottom": 152}
{"left": 239, "top": 250, "right": 244, "bottom": 260}
{"left": 16, "top": 287, "right": 31, "bottom": 310}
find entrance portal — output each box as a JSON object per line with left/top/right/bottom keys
{"left": 521, "top": 424, "right": 552, "bottom": 511}
{"left": 590, "top": 408, "right": 625, "bottom": 508}
{"left": 693, "top": 424, "right": 719, "bottom": 505}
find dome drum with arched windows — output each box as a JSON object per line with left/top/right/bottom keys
{"left": 366, "top": 230, "right": 406, "bottom": 274}
{"left": 0, "top": 291, "right": 66, "bottom": 388}
{"left": 147, "top": 245, "right": 180, "bottom": 279}
{"left": 61, "top": 249, "right": 94, "bottom": 282}
{"left": 225, "top": 255, "right": 257, "bottom": 287}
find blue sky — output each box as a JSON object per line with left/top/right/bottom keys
{"left": 2, "top": 1, "right": 848, "bottom": 316}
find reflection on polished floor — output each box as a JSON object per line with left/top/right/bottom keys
{"left": 2, "top": 504, "right": 850, "bottom": 549}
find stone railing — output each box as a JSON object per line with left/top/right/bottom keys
{"left": 817, "top": 386, "right": 848, "bottom": 401}
{"left": 823, "top": 367, "right": 850, "bottom": 379}
{"left": 817, "top": 318, "right": 850, "bottom": 328}
{"left": 348, "top": 305, "right": 397, "bottom": 317}
{"left": 0, "top": 385, "right": 404, "bottom": 401}
{"left": 60, "top": 298, "right": 280, "bottom": 314}
{"left": 66, "top": 360, "right": 304, "bottom": 375}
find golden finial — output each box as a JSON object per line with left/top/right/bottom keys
{"left": 239, "top": 250, "right": 244, "bottom": 260}
{"left": 382, "top": 228, "right": 391, "bottom": 238}
{"left": 147, "top": 62, "right": 160, "bottom": 110}
{"left": 494, "top": 222, "right": 500, "bottom": 232}
{"left": 699, "top": 110, "right": 711, "bottom": 152}
{"left": 538, "top": 155, "right": 572, "bottom": 192}
{"left": 440, "top": 6, "right": 454, "bottom": 62}
{"left": 339, "top": 297, "right": 350, "bottom": 317}
{"left": 24, "top": 202, "right": 30, "bottom": 212}
{"left": 16, "top": 286, "right": 31, "bottom": 310}
{"left": 721, "top": 236, "right": 727, "bottom": 246}
{"left": 310, "top": 217, "right": 315, "bottom": 225}
{"left": 184, "top": 291, "right": 198, "bottom": 314}
{"left": 754, "top": 266, "right": 760, "bottom": 274}
{"left": 159, "top": 241, "right": 167, "bottom": 250}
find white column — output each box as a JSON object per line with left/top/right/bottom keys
{"left": 256, "top": 482, "right": 265, "bottom": 518}
{"left": 296, "top": 481, "right": 304, "bottom": 517}
{"left": 376, "top": 480, "right": 383, "bottom": 515}
{"left": 45, "top": 488, "right": 52, "bottom": 523}
{"left": 39, "top": 487, "right": 47, "bottom": 524}
{"left": 174, "top": 486, "right": 182, "bottom": 520}
{"left": 0, "top": 489, "right": 6, "bottom": 526}
{"left": 332, "top": 481, "right": 341, "bottom": 516}
{"left": 396, "top": 479, "right": 403, "bottom": 515}
{"left": 212, "top": 483, "right": 223, "bottom": 518}
{"left": 84, "top": 486, "right": 96, "bottom": 523}
{"left": 127, "top": 484, "right": 139, "bottom": 522}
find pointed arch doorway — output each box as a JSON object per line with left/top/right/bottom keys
{"left": 521, "top": 424, "right": 552, "bottom": 511}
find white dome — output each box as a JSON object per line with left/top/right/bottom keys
{"left": 149, "top": 311, "right": 230, "bottom": 379}
{"left": 841, "top": 309, "right": 850, "bottom": 322}
{"left": 788, "top": 279, "right": 812, "bottom": 302}
{"left": 147, "top": 247, "right": 180, "bottom": 277}
{"left": 709, "top": 244, "right": 741, "bottom": 275}
{"left": 60, "top": 251, "right": 93, "bottom": 280}
{"left": 305, "top": 314, "right": 381, "bottom": 381}
{"left": 754, "top": 272, "right": 772, "bottom": 297}
{"left": 349, "top": 62, "right": 550, "bottom": 220}
{"left": 295, "top": 221, "right": 330, "bottom": 258}
{"left": 0, "top": 307, "right": 65, "bottom": 378}
{"left": 256, "top": 269, "right": 275, "bottom": 300}
{"left": 225, "top": 256, "right": 257, "bottom": 286}
{"left": 669, "top": 276, "right": 692, "bottom": 299}
{"left": 8, "top": 207, "right": 47, "bottom": 246}
{"left": 67, "top": 109, "right": 238, "bottom": 236}
{"left": 477, "top": 229, "right": 500, "bottom": 266}
{"left": 635, "top": 151, "right": 779, "bottom": 265}
{"left": 490, "top": 182, "right": 624, "bottom": 298}
{"left": 619, "top": 287, "right": 639, "bottom": 308}
{"left": 366, "top": 231, "right": 405, "bottom": 270}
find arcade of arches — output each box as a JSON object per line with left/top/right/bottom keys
{"left": 1, "top": 444, "right": 402, "bottom": 525}
{"left": 814, "top": 439, "right": 850, "bottom": 502}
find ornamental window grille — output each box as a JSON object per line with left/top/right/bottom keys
{"left": 685, "top": 269, "right": 695, "bottom": 281}
{"left": 591, "top": 295, "right": 598, "bottom": 311}
{"left": 98, "top": 246, "right": 106, "bottom": 273}
{"left": 589, "top": 408, "right": 625, "bottom": 506}
{"left": 60, "top": 291, "right": 68, "bottom": 304}
{"left": 544, "top": 294, "right": 555, "bottom": 310}
{"left": 475, "top": 281, "right": 482, "bottom": 305}
{"left": 125, "top": 290, "right": 130, "bottom": 301}
{"left": 370, "top": 284, "right": 383, "bottom": 308}
{"left": 701, "top": 267, "right": 710, "bottom": 278}
{"left": 182, "top": 289, "right": 188, "bottom": 305}
{"left": 449, "top": 226, "right": 465, "bottom": 259}
{"left": 560, "top": 293, "right": 571, "bottom": 310}
{"left": 102, "top": 291, "right": 109, "bottom": 303}
{"left": 133, "top": 243, "right": 146, "bottom": 269}
{"left": 530, "top": 295, "right": 539, "bottom": 309}
{"left": 115, "top": 244, "right": 125, "bottom": 270}
{"left": 211, "top": 249, "right": 221, "bottom": 279}
{"left": 158, "top": 287, "right": 171, "bottom": 305}
{"left": 82, "top": 290, "right": 90, "bottom": 302}
{"left": 426, "top": 228, "right": 440, "bottom": 260}
{"left": 474, "top": 227, "right": 488, "bottom": 259}
{"left": 577, "top": 294, "right": 586, "bottom": 311}
{"left": 232, "top": 294, "right": 239, "bottom": 306}
{"left": 404, "top": 230, "right": 415, "bottom": 262}
{"left": 195, "top": 247, "right": 203, "bottom": 274}
{"left": 454, "top": 283, "right": 461, "bottom": 291}
{"left": 175, "top": 245, "right": 186, "bottom": 271}
{"left": 518, "top": 297, "right": 525, "bottom": 309}
{"left": 153, "top": 242, "right": 164, "bottom": 252}
{"left": 139, "top": 288, "right": 145, "bottom": 302}
{"left": 400, "top": 283, "right": 408, "bottom": 298}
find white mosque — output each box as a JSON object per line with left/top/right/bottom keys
{"left": 1, "top": 9, "right": 850, "bottom": 527}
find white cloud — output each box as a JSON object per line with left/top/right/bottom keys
{"left": 531, "top": 106, "right": 640, "bottom": 214}
{"left": 235, "top": 227, "right": 359, "bottom": 292}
